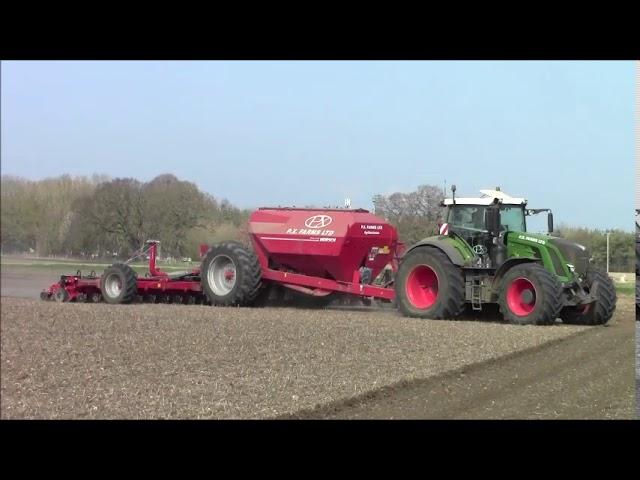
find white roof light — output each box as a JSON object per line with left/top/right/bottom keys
{"left": 443, "top": 188, "right": 527, "bottom": 206}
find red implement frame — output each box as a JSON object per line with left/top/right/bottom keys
{"left": 42, "top": 208, "right": 404, "bottom": 303}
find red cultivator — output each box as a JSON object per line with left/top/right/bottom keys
{"left": 41, "top": 208, "right": 405, "bottom": 306}
{"left": 41, "top": 240, "right": 207, "bottom": 304}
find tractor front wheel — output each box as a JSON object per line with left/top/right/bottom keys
{"left": 497, "top": 263, "right": 563, "bottom": 325}
{"left": 560, "top": 269, "right": 616, "bottom": 325}
{"left": 394, "top": 247, "right": 466, "bottom": 319}
{"left": 200, "top": 241, "right": 262, "bottom": 306}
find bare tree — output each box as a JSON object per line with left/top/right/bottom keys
{"left": 373, "top": 184, "right": 445, "bottom": 244}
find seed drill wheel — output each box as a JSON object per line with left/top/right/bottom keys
{"left": 100, "top": 263, "right": 138, "bottom": 304}
{"left": 394, "top": 247, "right": 465, "bottom": 319}
{"left": 497, "top": 263, "right": 563, "bottom": 325}
{"left": 54, "top": 288, "right": 69, "bottom": 302}
{"left": 560, "top": 269, "right": 616, "bottom": 325}
{"left": 200, "top": 241, "right": 262, "bottom": 306}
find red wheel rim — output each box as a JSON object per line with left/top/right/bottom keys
{"left": 506, "top": 277, "right": 537, "bottom": 316}
{"left": 405, "top": 265, "right": 439, "bottom": 309}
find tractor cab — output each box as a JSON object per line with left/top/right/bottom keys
{"left": 443, "top": 187, "right": 553, "bottom": 235}
{"left": 441, "top": 187, "right": 554, "bottom": 270}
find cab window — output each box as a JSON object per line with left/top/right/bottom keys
{"left": 500, "top": 206, "right": 526, "bottom": 232}
{"left": 448, "top": 206, "right": 487, "bottom": 230}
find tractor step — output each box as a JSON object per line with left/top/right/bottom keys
{"left": 471, "top": 279, "right": 483, "bottom": 311}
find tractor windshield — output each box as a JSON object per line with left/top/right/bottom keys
{"left": 447, "top": 205, "right": 526, "bottom": 232}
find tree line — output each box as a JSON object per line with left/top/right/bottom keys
{"left": 1, "top": 177, "right": 634, "bottom": 272}
{"left": 1, "top": 174, "right": 249, "bottom": 260}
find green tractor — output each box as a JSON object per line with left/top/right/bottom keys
{"left": 394, "top": 187, "right": 616, "bottom": 325}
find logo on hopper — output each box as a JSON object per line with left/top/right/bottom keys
{"left": 285, "top": 214, "right": 335, "bottom": 236}
{"left": 305, "top": 215, "right": 332, "bottom": 228}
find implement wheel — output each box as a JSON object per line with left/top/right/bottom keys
{"left": 394, "top": 247, "right": 465, "bottom": 319}
{"left": 54, "top": 288, "right": 69, "bottom": 302}
{"left": 498, "top": 263, "right": 563, "bottom": 325}
{"left": 201, "top": 241, "right": 262, "bottom": 306}
{"left": 101, "top": 263, "right": 138, "bottom": 304}
{"left": 560, "top": 269, "right": 616, "bottom": 325}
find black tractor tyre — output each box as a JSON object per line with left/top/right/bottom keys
{"left": 200, "top": 241, "right": 262, "bottom": 306}
{"left": 497, "top": 263, "right": 563, "bottom": 325}
{"left": 394, "top": 247, "right": 466, "bottom": 319}
{"left": 561, "top": 269, "right": 617, "bottom": 325}
{"left": 100, "top": 263, "right": 138, "bottom": 304}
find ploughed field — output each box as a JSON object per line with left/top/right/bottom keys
{"left": 1, "top": 264, "right": 635, "bottom": 419}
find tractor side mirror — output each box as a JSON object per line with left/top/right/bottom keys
{"left": 548, "top": 211, "right": 554, "bottom": 234}
{"left": 486, "top": 207, "right": 500, "bottom": 234}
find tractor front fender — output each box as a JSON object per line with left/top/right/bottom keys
{"left": 404, "top": 236, "right": 470, "bottom": 267}
{"left": 493, "top": 257, "right": 540, "bottom": 288}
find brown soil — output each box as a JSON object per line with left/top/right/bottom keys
{"left": 1, "top": 265, "right": 634, "bottom": 419}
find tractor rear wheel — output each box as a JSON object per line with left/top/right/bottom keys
{"left": 201, "top": 241, "right": 262, "bottom": 306}
{"left": 101, "top": 263, "right": 138, "bottom": 304}
{"left": 560, "top": 269, "right": 616, "bottom": 325}
{"left": 394, "top": 247, "right": 466, "bottom": 319}
{"left": 497, "top": 263, "right": 563, "bottom": 325}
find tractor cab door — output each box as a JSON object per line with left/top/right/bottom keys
{"left": 447, "top": 205, "right": 494, "bottom": 264}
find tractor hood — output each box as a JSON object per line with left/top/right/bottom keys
{"left": 546, "top": 236, "right": 590, "bottom": 276}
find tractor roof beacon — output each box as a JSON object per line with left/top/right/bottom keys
{"left": 394, "top": 186, "right": 617, "bottom": 325}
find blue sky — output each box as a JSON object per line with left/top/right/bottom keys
{"left": 1, "top": 61, "right": 635, "bottom": 231}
